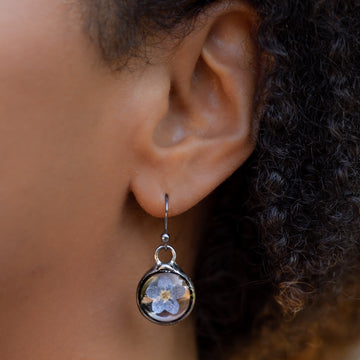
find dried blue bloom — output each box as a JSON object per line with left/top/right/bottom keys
{"left": 146, "top": 274, "right": 186, "bottom": 315}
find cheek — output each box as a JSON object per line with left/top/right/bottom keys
{"left": 0, "top": 1, "right": 83, "bottom": 110}
{"left": 0, "top": 0, "right": 98, "bottom": 179}
{"left": 0, "top": 1, "right": 133, "bottom": 284}
{"left": 0, "top": 0, "right": 169, "bottom": 298}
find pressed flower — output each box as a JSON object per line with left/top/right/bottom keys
{"left": 145, "top": 274, "right": 186, "bottom": 314}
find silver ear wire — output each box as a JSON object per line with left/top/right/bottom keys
{"left": 164, "top": 193, "right": 169, "bottom": 233}
{"left": 161, "top": 194, "right": 170, "bottom": 249}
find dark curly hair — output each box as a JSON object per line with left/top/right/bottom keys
{"left": 84, "top": 0, "right": 360, "bottom": 358}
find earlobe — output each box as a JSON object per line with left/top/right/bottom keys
{"left": 130, "top": 2, "right": 260, "bottom": 218}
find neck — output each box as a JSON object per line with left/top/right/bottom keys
{"left": 0, "top": 194, "right": 200, "bottom": 360}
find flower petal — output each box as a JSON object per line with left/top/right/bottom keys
{"left": 164, "top": 299, "right": 180, "bottom": 315}
{"left": 152, "top": 299, "right": 165, "bottom": 314}
{"left": 146, "top": 283, "right": 161, "bottom": 299}
{"left": 171, "top": 285, "right": 186, "bottom": 300}
{"left": 157, "top": 275, "right": 173, "bottom": 290}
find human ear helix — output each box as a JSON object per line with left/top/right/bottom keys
{"left": 136, "top": 194, "right": 196, "bottom": 325}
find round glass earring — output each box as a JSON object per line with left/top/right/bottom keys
{"left": 136, "top": 194, "right": 196, "bottom": 325}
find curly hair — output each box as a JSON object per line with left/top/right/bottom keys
{"left": 84, "top": 0, "right": 360, "bottom": 358}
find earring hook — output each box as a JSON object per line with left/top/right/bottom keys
{"left": 164, "top": 193, "right": 169, "bottom": 234}
{"left": 161, "top": 194, "right": 170, "bottom": 249}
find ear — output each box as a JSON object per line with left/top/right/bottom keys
{"left": 130, "top": 1, "right": 260, "bottom": 217}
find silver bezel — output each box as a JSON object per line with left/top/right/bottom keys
{"left": 136, "top": 261, "right": 196, "bottom": 325}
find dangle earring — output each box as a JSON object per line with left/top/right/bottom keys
{"left": 136, "top": 194, "right": 195, "bottom": 325}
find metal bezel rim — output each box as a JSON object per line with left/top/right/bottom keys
{"left": 136, "top": 264, "right": 196, "bottom": 326}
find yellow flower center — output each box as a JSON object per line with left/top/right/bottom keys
{"left": 160, "top": 290, "right": 171, "bottom": 302}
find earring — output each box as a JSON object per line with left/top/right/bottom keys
{"left": 136, "top": 194, "right": 196, "bottom": 325}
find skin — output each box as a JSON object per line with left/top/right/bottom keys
{"left": 0, "top": 1, "right": 258, "bottom": 359}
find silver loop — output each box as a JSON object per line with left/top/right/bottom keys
{"left": 154, "top": 245, "right": 176, "bottom": 266}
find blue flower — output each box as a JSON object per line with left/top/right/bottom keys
{"left": 145, "top": 274, "right": 186, "bottom": 315}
